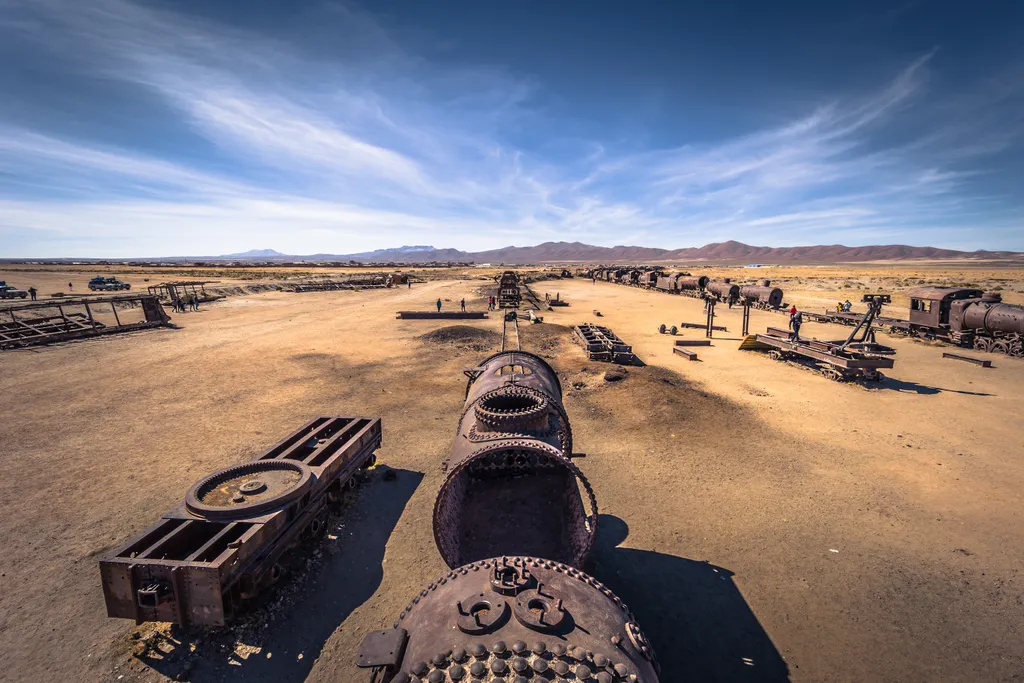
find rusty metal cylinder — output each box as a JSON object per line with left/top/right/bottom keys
{"left": 707, "top": 280, "right": 740, "bottom": 300}
{"left": 434, "top": 351, "right": 597, "bottom": 569}
{"left": 960, "top": 299, "right": 1024, "bottom": 335}
{"left": 739, "top": 285, "right": 784, "bottom": 308}
{"left": 676, "top": 275, "right": 709, "bottom": 291}
{"left": 357, "top": 556, "right": 660, "bottom": 683}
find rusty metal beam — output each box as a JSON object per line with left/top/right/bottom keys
{"left": 396, "top": 311, "right": 488, "bottom": 319}
{"left": 942, "top": 352, "right": 992, "bottom": 367}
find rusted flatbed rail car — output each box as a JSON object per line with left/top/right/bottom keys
{"left": 753, "top": 331, "right": 895, "bottom": 381}
{"left": 0, "top": 294, "right": 169, "bottom": 350}
{"left": 748, "top": 295, "right": 897, "bottom": 381}
{"left": 99, "top": 416, "right": 382, "bottom": 626}
{"left": 571, "top": 323, "right": 640, "bottom": 364}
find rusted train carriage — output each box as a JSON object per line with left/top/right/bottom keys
{"left": 654, "top": 272, "right": 681, "bottom": 293}
{"left": 638, "top": 269, "right": 663, "bottom": 288}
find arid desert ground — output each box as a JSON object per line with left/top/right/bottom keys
{"left": 1, "top": 264, "right": 1023, "bottom": 683}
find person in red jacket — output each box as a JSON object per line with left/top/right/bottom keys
{"left": 788, "top": 304, "right": 798, "bottom": 329}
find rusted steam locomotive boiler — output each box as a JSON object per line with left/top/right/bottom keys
{"left": 434, "top": 350, "right": 597, "bottom": 568}
{"left": 739, "top": 284, "right": 784, "bottom": 309}
{"left": 675, "top": 275, "right": 709, "bottom": 297}
{"left": 356, "top": 556, "right": 661, "bottom": 682}
{"left": 358, "top": 347, "right": 661, "bottom": 682}
{"left": 706, "top": 279, "right": 740, "bottom": 304}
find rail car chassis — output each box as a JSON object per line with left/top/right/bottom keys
{"left": 99, "top": 416, "right": 382, "bottom": 626}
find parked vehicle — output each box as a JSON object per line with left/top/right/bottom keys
{"left": 88, "top": 276, "right": 131, "bottom": 292}
{"left": 0, "top": 281, "right": 28, "bottom": 299}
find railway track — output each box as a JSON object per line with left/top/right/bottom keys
{"left": 501, "top": 310, "right": 521, "bottom": 352}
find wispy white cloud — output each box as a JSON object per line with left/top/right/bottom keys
{"left": 0, "top": 0, "right": 1021, "bottom": 256}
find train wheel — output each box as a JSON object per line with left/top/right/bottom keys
{"left": 658, "top": 324, "right": 666, "bottom": 334}
{"left": 768, "top": 350, "right": 784, "bottom": 361}
{"left": 1009, "top": 342, "right": 1023, "bottom": 358}
{"left": 973, "top": 337, "right": 993, "bottom": 352}
{"left": 823, "top": 368, "right": 846, "bottom": 382}
{"left": 992, "top": 340, "right": 1010, "bottom": 355}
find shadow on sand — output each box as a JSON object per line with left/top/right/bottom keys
{"left": 590, "top": 514, "right": 791, "bottom": 682}
{"left": 876, "top": 377, "right": 993, "bottom": 396}
{"left": 140, "top": 466, "right": 422, "bottom": 683}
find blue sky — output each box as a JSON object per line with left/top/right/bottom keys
{"left": 1, "top": 0, "right": 1022, "bottom": 257}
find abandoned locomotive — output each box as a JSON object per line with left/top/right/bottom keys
{"left": 895, "top": 287, "right": 1024, "bottom": 356}
{"left": 434, "top": 349, "right": 596, "bottom": 568}
{"left": 359, "top": 339, "right": 660, "bottom": 682}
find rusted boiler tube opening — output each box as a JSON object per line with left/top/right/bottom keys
{"left": 433, "top": 350, "right": 597, "bottom": 568}
{"left": 433, "top": 444, "right": 595, "bottom": 567}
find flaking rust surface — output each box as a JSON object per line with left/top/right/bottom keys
{"left": 0, "top": 278, "right": 1021, "bottom": 682}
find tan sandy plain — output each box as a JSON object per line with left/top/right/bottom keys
{"left": 0, "top": 264, "right": 1022, "bottom": 682}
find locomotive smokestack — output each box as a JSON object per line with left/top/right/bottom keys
{"left": 433, "top": 350, "right": 597, "bottom": 568}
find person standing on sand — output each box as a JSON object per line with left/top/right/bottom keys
{"left": 460, "top": 298, "right": 466, "bottom": 312}
{"left": 68, "top": 282, "right": 73, "bottom": 292}
{"left": 28, "top": 287, "right": 37, "bottom": 301}
{"left": 408, "top": 280, "right": 411, "bottom": 289}
{"left": 791, "top": 310, "right": 803, "bottom": 340}
{"left": 788, "top": 304, "right": 797, "bottom": 329}
{"left": 436, "top": 298, "right": 442, "bottom": 313}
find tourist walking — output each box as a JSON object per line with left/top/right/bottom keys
{"left": 791, "top": 310, "right": 803, "bottom": 339}
{"left": 436, "top": 298, "right": 442, "bottom": 313}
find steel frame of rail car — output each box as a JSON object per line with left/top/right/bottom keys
{"left": 754, "top": 332, "right": 895, "bottom": 381}
{"left": 291, "top": 281, "right": 355, "bottom": 292}
{"left": 0, "top": 294, "right": 169, "bottom": 350}
{"left": 572, "top": 323, "right": 638, "bottom": 364}
{"left": 146, "top": 281, "right": 218, "bottom": 304}
{"left": 99, "top": 416, "right": 382, "bottom": 626}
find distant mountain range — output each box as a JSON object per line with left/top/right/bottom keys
{"left": 206, "top": 241, "right": 1023, "bottom": 264}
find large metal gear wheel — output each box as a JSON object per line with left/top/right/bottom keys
{"left": 186, "top": 460, "right": 314, "bottom": 519}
